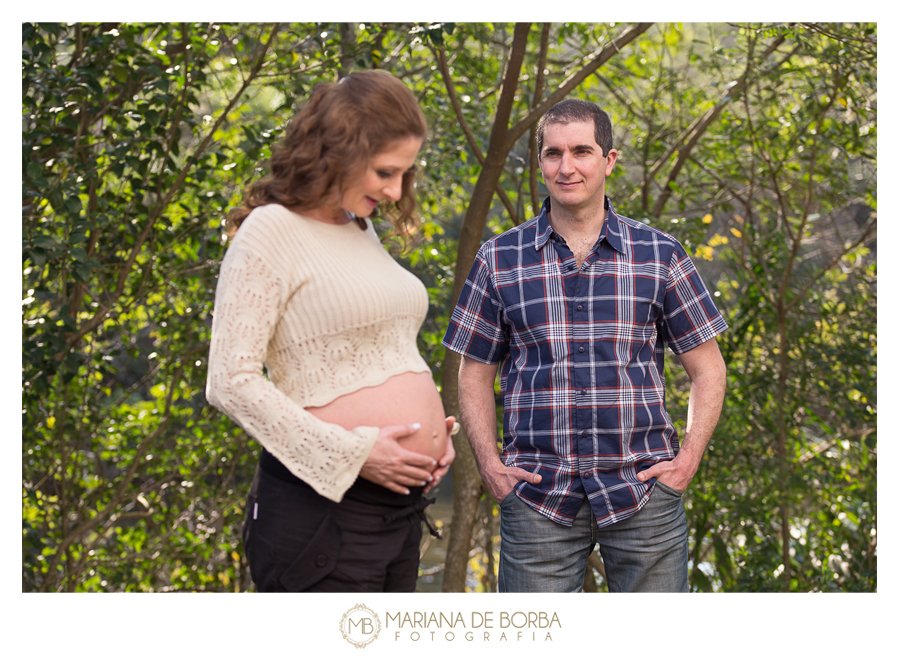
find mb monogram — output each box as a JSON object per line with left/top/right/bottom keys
{"left": 340, "top": 604, "right": 381, "bottom": 648}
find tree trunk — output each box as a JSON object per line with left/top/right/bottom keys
{"left": 440, "top": 23, "right": 532, "bottom": 591}
{"left": 440, "top": 350, "right": 485, "bottom": 591}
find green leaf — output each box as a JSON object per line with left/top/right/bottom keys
{"left": 27, "top": 161, "right": 43, "bottom": 180}
{"left": 32, "top": 235, "right": 58, "bottom": 250}
{"left": 113, "top": 64, "right": 129, "bottom": 83}
{"left": 73, "top": 262, "right": 91, "bottom": 281}
{"left": 65, "top": 197, "right": 82, "bottom": 216}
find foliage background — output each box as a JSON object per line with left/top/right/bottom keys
{"left": 21, "top": 21, "right": 875, "bottom": 593}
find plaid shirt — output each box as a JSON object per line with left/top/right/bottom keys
{"left": 443, "top": 197, "right": 727, "bottom": 528}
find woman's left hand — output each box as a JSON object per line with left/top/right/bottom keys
{"left": 424, "top": 416, "right": 457, "bottom": 494}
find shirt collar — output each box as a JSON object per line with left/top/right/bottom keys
{"left": 534, "top": 198, "right": 554, "bottom": 250}
{"left": 534, "top": 196, "right": 625, "bottom": 254}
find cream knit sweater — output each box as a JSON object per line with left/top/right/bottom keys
{"left": 206, "top": 204, "right": 431, "bottom": 502}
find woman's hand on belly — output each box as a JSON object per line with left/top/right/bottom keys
{"left": 359, "top": 423, "right": 439, "bottom": 495}
{"left": 424, "top": 416, "right": 457, "bottom": 495}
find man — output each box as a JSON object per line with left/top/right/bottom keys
{"left": 442, "top": 99, "right": 727, "bottom": 592}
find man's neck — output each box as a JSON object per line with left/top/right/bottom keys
{"left": 547, "top": 199, "right": 607, "bottom": 245}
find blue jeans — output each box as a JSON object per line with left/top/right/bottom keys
{"left": 498, "top": 482, "right": 689, "bottom": 592}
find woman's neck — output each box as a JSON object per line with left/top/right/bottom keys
{"left": 287, "top": 203, "right": 353, "bottom": 225}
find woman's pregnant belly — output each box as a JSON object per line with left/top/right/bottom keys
{"left": 306, "top": 371, "right": 448, "bottom": 467}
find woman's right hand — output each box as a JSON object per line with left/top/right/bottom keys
{"left": 359, "top": 423, "right": 437, "bottom": 494}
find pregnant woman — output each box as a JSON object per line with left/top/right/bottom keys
{"left": 206, "top": 70, "right": 455, "bottom": 592}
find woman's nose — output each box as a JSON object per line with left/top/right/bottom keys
{"left": 384, "top": 176, "right": 402, "bottom": 202}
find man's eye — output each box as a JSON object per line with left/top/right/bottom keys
{"left": 377, "top": 171, "right": 392, "bottom": 179}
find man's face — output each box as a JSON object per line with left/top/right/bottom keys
{"left": 538, "top": 120, "right": 617, "bottom": 214}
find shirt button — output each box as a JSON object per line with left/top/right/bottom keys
{"left": 315, "top": 555, "right": 328, "bottom": 568}
{"left": 581, "top": 430, "right": 588, "bottom": 438}
{"left": 577, "top": 304, "right": 584, "bottom": 311}
{"left": 578, "top": 346, "right": 585, "bottom": 353}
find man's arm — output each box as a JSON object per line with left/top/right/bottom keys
{"left": 458, "top": 356, "right": 542, "bottom": 502}
{"left": 637, "top": 337, "right": 727, "bottom": 492}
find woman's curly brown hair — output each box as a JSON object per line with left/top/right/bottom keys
{"left": 226, "top": 70, "right": 428, "bottom": 237}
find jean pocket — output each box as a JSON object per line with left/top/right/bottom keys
{"left": 654, "top": 481, "right": 684, "bottom": 498}
{"left": 499, "top": 488, "right": 518, "bottom": 508}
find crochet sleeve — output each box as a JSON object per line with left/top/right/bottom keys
{"left": 205, "top": 245, "right": 379, "bottom": 502}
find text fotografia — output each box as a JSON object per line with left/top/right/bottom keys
{"left": 386, "top": 611, "right": 561, "bottom": 642}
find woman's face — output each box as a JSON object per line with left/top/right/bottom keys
{"left": 341, "top": 136, "right": 423, "bottom": 218}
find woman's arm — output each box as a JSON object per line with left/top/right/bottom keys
{"left": 206, "top": 245, "right": 432, "bottom": 500}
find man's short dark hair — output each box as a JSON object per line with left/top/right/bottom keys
{"left": 536, "top": 98, "right": 613, "bottom": 157}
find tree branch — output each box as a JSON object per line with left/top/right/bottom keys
{"left": 785, "top": 219, "right": 876, "bottom": 314}
{"left": 650, "top": 33, "right": 792, "bottom": 217}
{"left": 432, "top": 42, "right": 519, "bottom": 225}
{"left": 38, "top": 364, "right": 184, "bottom": 592}
{"left": 529, "top": 23, "right": 551, "bottom": 214}
{"left": 64, "top": 23, "right": 281, "bottom": 353}
{"left": 505, "top": 22, "right": 654, "bottom": 151}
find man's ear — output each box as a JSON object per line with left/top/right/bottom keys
{"left": 605, "top": 149, "right": 618, "bottom": 175}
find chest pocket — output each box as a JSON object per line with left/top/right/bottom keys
{"left": 583, "top": 256, "right": 664, "bottom": 348}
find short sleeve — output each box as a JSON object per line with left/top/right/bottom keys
{"left": 442, "top": 249, "right": 509, "bottom": 364}
{"left": 658, "top": 243, "right": 728, "bottom": 354}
